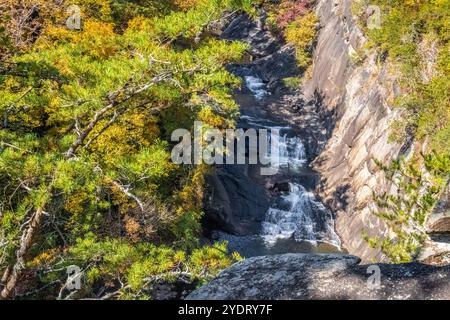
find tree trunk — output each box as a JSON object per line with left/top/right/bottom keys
{"left": 0, "top": 208, "right": 44, "bottom": 300}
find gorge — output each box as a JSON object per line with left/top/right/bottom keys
{"left": 204, "top": 15, "right": 342, "bottom": 257}
{"left": 0, "top": 0, "right": 448, "bottom": 301}
{"left": 193, "top": 0, "right": 450, "bottom": 299}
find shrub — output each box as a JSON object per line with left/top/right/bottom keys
{"left": 356, "top": 0, "right": 450, "bottom": 155}
{"left": 284, "top": 12, "right": 319, "bottom": 68}
{"left": 0, "top": 0, "right": 250, "bottom": 299}
{"left": 283, "top": 77, "right": 302, "bottom": 89}
{"left": 276, "top": 0, "right": 313, "bottom": 29}
{"left": 366, "top": 153, "right": 450, "bottom": 263}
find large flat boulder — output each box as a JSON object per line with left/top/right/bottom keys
{"left": 187, "top": 254, "right": 450, "bottom": 300}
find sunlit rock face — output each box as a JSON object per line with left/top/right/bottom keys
{"left": 302, "top": 0, "right": 408, "bottom": 262}
{"left": 187, "top": 254, "right": 450, "bottom": 300}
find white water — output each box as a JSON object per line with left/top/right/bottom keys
{"left": 245, "top": 76, "right": 268, "bottom": 100}
{"left": 261, "top": 132, "right": 308, "bottom": 172}
{"left": 277, "top": 134, "right": 307, "bottom": 168}
{"left": 262, "top": 183, "right": 341, "bottom": 247}
{"left": 244, "top": 75, "right": 341, "bottom": 248}
{"left": 239, "top": 114, "right": 307, "bottom": 170}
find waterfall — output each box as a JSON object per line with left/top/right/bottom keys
{"left": 244, "top": 76, "right": 268, "bottom": 100}
{"left": 211, "top": 72, "right": 341, "bottom": 257}
{"left": 260, "top": 129, "right": 308, "bottom": 171}
{"left": 243, "top": 74, "right": 340, "bottom": 249}
{"left": 276, "top": 134, "right": 307, "bottom": 168}
{"left": 262, "top": 183, "right": 341, "bottom": 247}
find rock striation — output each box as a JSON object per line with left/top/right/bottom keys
{"left": 304, "top": 0, "right": 410, "bottom": 262}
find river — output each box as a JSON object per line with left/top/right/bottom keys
{"left": 207, "top": 66, "right": 341, "bottom": 258}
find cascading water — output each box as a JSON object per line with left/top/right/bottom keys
{"left": 276, "top": 134, "right": 307, "bottom": 168}
{"left": 260, "top": 112, "right": 340, "bottom": 248}
{"left": 262, "top": 183, "right": 340, "bottom": 247}
{"left": 244, "top": 76, "right": 268, "bottom": 100}
{"left": 211, "top": 73, "right": 341, "bottom": 257}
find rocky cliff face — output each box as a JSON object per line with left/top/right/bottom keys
{"left": 306, "top": 0, "right": 450, "bottom": 263}
{"left": 204, "top": 0, "right": 449, "bottom": 263}
{"left": 188, "top": 2, "right": 450, "bottom": 300}
{"left": 187, "top": 253, "right": 450, "bottom": 300}
{"left": 304, "top": 0, "right": 407, "bottom": 262}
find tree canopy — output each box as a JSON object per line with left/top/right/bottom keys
{"left": 0, "top": 0, "right": 254, "bottom": 299}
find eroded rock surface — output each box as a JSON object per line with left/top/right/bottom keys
{"left": 304, "top": 0, "right": 409, "bottom": 262}
{"left": 187, "top": 254, "right": 450, "bottom": 300}
{"left": 204, "top": 165, "right": 270, "bottom": 235}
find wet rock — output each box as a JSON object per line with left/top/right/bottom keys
{"left": 252, "top": 45, "right": 300, "bottom": 91}
{"left": 220, "top": 13, "right": 299, "bottom": 95}
{"left": 187, "top": 254, "right": 450, "bottom": 300}
{"left": 271, "top": 182, "right": 290, "bottom": 193}
{"left": 204, "top": 165, "right": 270, "bottom": 236}
{"left": 221, "top": 14, "right": 280, "bottom": 58}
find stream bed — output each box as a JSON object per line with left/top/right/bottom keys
{"left": 204, "top": 13, "right": 343, "bottom": 258}
{"left": 208, "top": 72, "right": 341, "bottom": 258}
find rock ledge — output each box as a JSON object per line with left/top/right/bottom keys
{"left": 187, "top": 254, "right": 450, "bottom": 300}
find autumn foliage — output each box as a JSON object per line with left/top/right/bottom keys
{"left": 0, "top": 0, "right": 251, "bottom": 299}
{"left": 276, "top": 0, "right": 313, "bottom": 29}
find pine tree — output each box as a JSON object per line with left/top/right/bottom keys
{"left": 0, "top": 0, "right": 252, "bottom": 299}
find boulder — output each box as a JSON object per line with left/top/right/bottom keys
{"left": 271, "top": 182, "right": 290, "bottom": 193}
{"left": 187, "top": 254, "right": 450, "bottom": 300}
{"left": 204, "top": 165, "right": 270, "bottom": 235}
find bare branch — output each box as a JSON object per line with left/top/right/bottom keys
{"left": 111, "top": 181, "right": 144, "bottom": 212}
{"left": 0, "top": 207, "right": 45, "bottom": 299}
{"left": 82, "top": 110, "right": 121, "bottom": 150}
